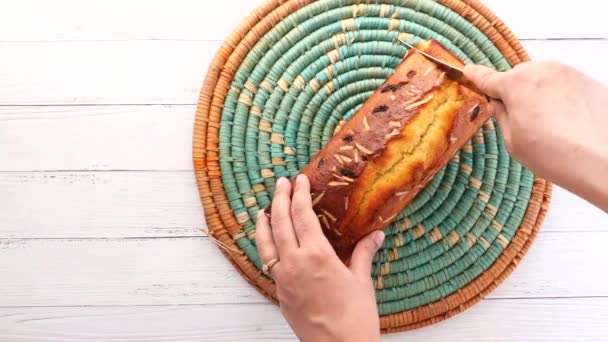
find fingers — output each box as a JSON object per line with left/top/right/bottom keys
{"left": 271, "top": 177, "right": 299, "bottom": 255}
{"left": 255, "top": 210, "right": 279, "bottom": 266}
{"left": 464, "top": 65, "right": 513, "bottom": 152}
{"left": 349, "top": 230, "right": 385, "bottom": 279}
{"left": 463, "top": 64, "right": 506, "bottom": 100}
{"left": 490, "top": 100, "right": 513, "bottom": 153}
{"left": 491, "top": 100, "right": 508, "bottom": 130}
{"left": 290, "top": 174, "right": 328, "bottom": 246}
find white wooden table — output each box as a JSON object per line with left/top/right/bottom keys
{"left": 1, "top": 1, "right": 607, "bottom": 341}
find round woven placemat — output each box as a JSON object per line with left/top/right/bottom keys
{"left": 193, "top": 0, "right": 552, "bottom": 332}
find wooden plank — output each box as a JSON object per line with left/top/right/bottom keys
{"left": 0, "top": 237, "right": 264, "bottom": 306}
{"left": 0, "top": 105, "right": 196, "bottom": 172}
{"left": 0, "top": 171, "right": 606, "bottom": 238}
{"left": 1, "top": 298, "right": 608, "bottom": 342}
{"left": 0, "top": 0, "right": 263, "bottom": 42}
{"left": 541, "top": 187, "right": 608, "bottom": 231}
{"left": 0, "top": 0, "right": 605, "bottom": 42}
{"left": 0, "top": 41, "right": 218, "bottom": 105}
{"left": 0, "top": 40, "right": 605, "bottom": 105}
{"left": 524, "top": 40, "right": 608, "bottom": 84}
{"left": 0, "top": 41, "right": 606, "bottom": 171}
{"left": 0, "top": 232, "right": 607, "bottom": 307}
{"left": 0, "top": 172, "right": 205, "bottom": 238}
{"left": 483, "top": 0, "right": 608, "bottom": 39}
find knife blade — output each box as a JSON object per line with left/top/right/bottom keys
{"left": 397, "top": 39, "right": 465, "bottom": 80}
{"left": 397, "top": 38, "right": 501, "bottom": 104}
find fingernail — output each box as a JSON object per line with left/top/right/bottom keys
{"left": 257, "top": 210, "right": 265, "bottom": 219}
{"left": 296, "top": 174, "right": 305, "bottom": 185}
{"left": 374, "top": 231, "right": 385, "bottom": 248}
{"left": 277, "top": 177, "right": 287, "bottom": 189}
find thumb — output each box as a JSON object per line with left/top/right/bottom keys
{"left": 463, "top": 64, "right": 506, "bottom": 100}
{"left": 349, "top": 230, "right": 385, "bottom": 278}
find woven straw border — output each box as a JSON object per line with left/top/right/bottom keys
{"left": 193, "top": 0, "right": 552, "bottom": 332}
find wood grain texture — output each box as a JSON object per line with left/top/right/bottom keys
{"left": 0, "top": 172, "right": 205, "bottom": 238}
{"left": 1, "top": 298, "right": 608, "bottom": 342}
{"left": 0, "top": 0, "right": 262, "bottom": 42}
{"left": 0, "top": 41, "right": 218, "bottom": 105}
{"left": 1, "top": 40, "right": 607, "bottom": 172}
{"left": 0, "top": 40, "right": 605, "bottom": 106}
{"left": 2, "top": 0, "right": 608, "bottom": 340}
{"left": 1, "top": 172, "right": 606, "bottom": 239}
{"left": 0, "top": 171, "right": 608, "bottom": 239}
{"left": 0, "top": 232, "right": 607, "bottom": 307}
{"left": 0, "top": 105, "right": 195, "bottom": 171}
{"left": 0, "top": 238, "right": 263, "bottom": 307}
{"left": 0, "top": 0, "right": 606, "bottom": 42}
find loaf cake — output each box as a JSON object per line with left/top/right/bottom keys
{"left": 271, "top": 39, "right": 492, "bottom": 261}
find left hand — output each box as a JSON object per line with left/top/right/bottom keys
{"left": 255, "top": 174, "right": 385, "bottom": 342}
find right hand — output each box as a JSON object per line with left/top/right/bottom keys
{"left": 464, "top": 62, "right": 608, "bottom": 211}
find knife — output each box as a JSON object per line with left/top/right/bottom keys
{"left": 397, "top": 38, "right": 500, "bottom": 103}
{"left": 397, "top": 39, "right": 465, "bottom": 80}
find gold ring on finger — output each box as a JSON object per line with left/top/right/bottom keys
{"left": 262, "top": 258, "right": 280, "bottom": 276}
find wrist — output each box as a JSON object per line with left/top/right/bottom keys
{"left": 300, "top": 325, "right": 380, "bottom": 342}
{"left": 582, "top": 144, "right": 608, "bottom": 211}
{"left": 555, "top": 139, "right": 608, "bottom": 212}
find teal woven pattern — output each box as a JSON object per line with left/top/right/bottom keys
{"left": 195, "top": 0, "right": 551, "bottom": 332}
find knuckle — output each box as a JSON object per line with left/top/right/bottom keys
{"left": 305, "top": 247, "right": 328, "bottom": 264}
{"left": 505, "top": 71, "right": 536, "bottom": 93}
{"left": 508, "top": 68, "right": 531, "bottom": 84}
{"left": 478, "top": 71, "right": 494, "bottom": 87}
{"left": 512, "top": 60, "right": 566, "bottom": 86}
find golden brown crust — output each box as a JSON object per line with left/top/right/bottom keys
{"left": 287, "top": 40, "right": 492, "bottom": 261}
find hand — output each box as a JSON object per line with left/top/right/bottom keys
{"left": 464, "top": 62, "right": 608, "bottom": 211}
{"left": 255, "top": 175, "right": 385, "bottom": 342}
